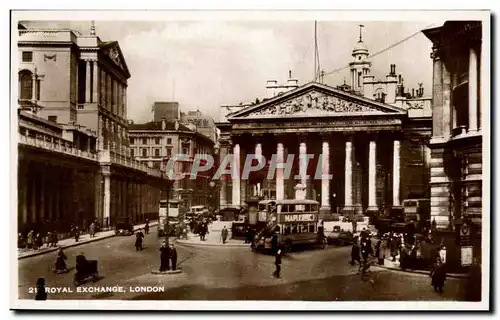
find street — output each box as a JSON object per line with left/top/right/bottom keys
{"left": 18, "top": 226, "right": 468, "bottom": 301}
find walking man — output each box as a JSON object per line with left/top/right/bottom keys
{"left": 144, "top": 219, "right": 150, "bottom": 235}
{"left": 159, "top": 241, "right": 170, "bottom": 272}
{"left": 135, "top": 228, "right": 144, "bottom": 251}
{"left": 221, "top": 226, "right": 228, "bottom": 244}
{"left": 89, "top": 222, "right": 95, "bottom": 238}
{"left": 74, "top": 226, "right": 80, "bottom": 242}
{"left": 273, "top": 249, "right": 283, "bottom": 278}
{"left": 169, "top": 244, "right": 178, "bottom": 271}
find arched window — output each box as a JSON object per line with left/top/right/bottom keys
{"left": 19, "top": 70, "right": 33, "bottom": 100}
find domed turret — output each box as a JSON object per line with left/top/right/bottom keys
{"left": 349, "top": 25, "right": 372, "bottom": 93}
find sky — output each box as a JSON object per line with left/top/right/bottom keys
{"left": 21, "top": 19, "right": 445, "bottom": 123}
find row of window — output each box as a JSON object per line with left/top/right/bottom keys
{"left": 130, "top": 137, "right": 172, "bottom": 145}
{"left": 131, "top": 148, "right": 171, "bottom": 158}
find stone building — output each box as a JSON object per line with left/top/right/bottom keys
{"left": 17, "top": 22, "right": 168, "bottom": 234}
{"left": 129, "top": 119, "right": 215, "bottom": 210}
{"left": 216, "top": 31, "right": 432, "bottom": 223}
{"left": 180, "top": 110, "right": 218, "bottom": 142}
{"left": 423, "top": 21, "right": 485, "bottom": 264}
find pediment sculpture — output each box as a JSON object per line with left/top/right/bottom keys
{"left": 107, "top": 47, "right": 124, "bottom": 69}
{"left": 249, "top": 90, "right": 385, "bottom": 116}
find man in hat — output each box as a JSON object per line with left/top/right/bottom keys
{"left": 169, "top": 244, "right": 178, "bottom": 271}
{"left": 159, "top": 241, "right": 170, "bottom": 272}
{"left": 135, "top": 228, "right": 144, "bottom": 251}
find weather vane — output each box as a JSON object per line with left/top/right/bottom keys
{"left": 359, "top": 24, "right": 364, "bottom": 42}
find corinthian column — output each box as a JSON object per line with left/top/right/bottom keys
{"left": 393, "top": 139, "right": 401, "bottom": 207}
{"left": 85, "top": 60, "right": 92, "bottom": 103}
{"left": 232, "top": 143, "right": 241, "bottom": 207}
{"left": 342, "top": 135, "right": 354, "bottom": 216}
{"left": 469, "top": 47, "right": 478, "bottom": 132}
{"left": 276, "top": 142, "right": 285, "bottom": 201}
{"left": 320, "top": 139, "right": 331, "bottom": 214}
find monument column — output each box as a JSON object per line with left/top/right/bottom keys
{"left": 85, "top": 60, "right": 92, "bottom": 103}
{"left": 218, "top": 139, "right": 229, "bottom": 208}
{"left": 254, "top": 139, "right": 263, "bottom": 197}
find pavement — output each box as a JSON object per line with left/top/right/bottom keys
{"left": 175, "top": 231, "right": 249, "bottom": 247}
{"left": 375, "top": 256, "right": 469, "bottom": 279}
{"left": 17, "top": 221, "right": 158, "bottom": 260}
{"left": 17, "top": 225, "right": 471, "bottom": 301}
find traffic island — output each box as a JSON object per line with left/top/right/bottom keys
{"left": 151, "top": 269, "right": 182, "bottom": 275}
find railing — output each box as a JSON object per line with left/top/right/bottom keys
{"left": 98, "top": 150, "right": 166, "bottom": 179}
{"left": 18, "top": 132, "right": 98, "bottom": 161}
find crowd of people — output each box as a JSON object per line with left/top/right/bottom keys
{"left": 17, "top": 220, "right": 103, "bottom": 252}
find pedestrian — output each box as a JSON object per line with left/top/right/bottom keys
{"left": 144, "top": 219, "right": 149, "bottom": 235}
{"left": 135, "top": 228, "right": 144, "bottom": 251}
{"left": 466, "top": 257, "right": 482, "bottom": 301}
{"left": 360, "top": 236, "right": 373, "bottom": 273}
{"left": 351, "top": 237, "right": 361, "bottom": 266}
{"left": 54, "top": 247, "right": 67, "bottom": 272}
{"left": 375, "top": 238, "right": 384, "bottom": 265}
{"left": 169, "top": 244, "right": 178, "bottom": 271}
{"left": 74, "top": 226, "right": 80, "bottom": 242}
{"left": 271, "top": 231, "right": 279, "bottom": 254}
{"left": 273, "top": 249, "right": 283, "bottom": 278}
{"left": 430, "top": 255, "right": 446, "bottom": 294}
{"left": 45, "top": 231, "right": 52, "bottom": 248}
{"left": 390, "top": 235, "right": 399, "bottom": 262}
{"left": 34, "top": 233, "right": 42, "bottom": 251}
{"left": 27, "top": 230, "right": 34, "bottom": 250}
{"left": 89, "top": 222, "right": 95, "bottom": 238}
{"left": 34, "top": 277, "right": 47, "bottom": 301}
{"left": 18, "top": 233, "right": 25, "bottom": 250}
{"left": 221, "top": 226, "right": 228, "bottom": 244}
{"left": 51, "top": 230, "right": 58, "bottom": 247}
{"left": 159, "top": 241, "right": 170, "bottom": 272}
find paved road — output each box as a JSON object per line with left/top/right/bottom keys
{"left": 18, "top": 226, "right": 468, "bottom": 301}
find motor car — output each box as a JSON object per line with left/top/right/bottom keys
{"left": 325, "top": 230, "right": 356, "bottom": 246}
{"left": 114, "top": 218, "right": 134, "bottom": 236}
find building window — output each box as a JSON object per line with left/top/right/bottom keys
{"left": 153, "top": 162, "right": 161, "bottom": 170}
{"left": 22, "top": 51, "right": 33, "bottom": 63}
{"left": 155, "top": 148, "right": 160, "bottom": 157}
{"left": 48, "top": 116, "right": 57, "bottom": 123}
{"left": 142, "top": 148, "right": 147, "bottom": 157}
{"left": 166, "top": 148, "right": 172, "bottom": 157}
{"left": 130, "top": 137, "right": 135, "bottom": 145}
{"left": 182, "top": 148, "right": 188, "bottom": 155}
{"left": 19, "top": 70, "right": 33, "bottom": 100}
{"left": 142, "top": 138, "right": 147, "bottom": 145}
{"left": 167, "top": 138, "right": 172, "bottom": 145}
{"left": 130, "top": 149, "right": 135, "bottom": 157}
{"left": 155, "top": 138, "right": 160, "bottom": 145}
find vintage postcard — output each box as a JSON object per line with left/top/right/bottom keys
{"left": 10, "top": 9, "right": 490, "bottom": 311}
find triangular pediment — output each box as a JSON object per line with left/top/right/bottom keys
{"left": 228, "top": 82, "right": 406, "bottom": 120}
{"left": 100, "top": 42, "right": 131, "bottom": 78}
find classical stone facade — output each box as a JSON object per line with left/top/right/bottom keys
{"left": 423, "top": 21, "right": 484, "bottom": 265}
{"left": 217, "top": 82, "right": 431, "bottom": 221}
{"left": 17, "top": 23, "right": 168, "bottom": 234}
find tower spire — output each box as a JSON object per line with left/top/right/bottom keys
{"left": 90, "top": 20, "right": 96, "bottom": 36}
{"left": 359, "top": 24, "right": 364, "bottom": 42}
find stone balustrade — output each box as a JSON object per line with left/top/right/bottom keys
{"left": 18, "top": 131, "right": 97, "bottom": 161}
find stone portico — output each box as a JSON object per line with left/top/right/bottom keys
{"left": 217, "top": 82, "right": 431, "bottom": 220}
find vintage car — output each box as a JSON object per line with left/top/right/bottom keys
{"left": 114, "top": 218, "right": 134, "bottom": 236}
{"left": 325, "top": 230, "right": 356, "bottom": 246}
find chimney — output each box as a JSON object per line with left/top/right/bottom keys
{"left": 412, "top": 88, "right": 415, "bottom": 97}
{"left": 421, "top": 87, "right": 424, "bottom": 96}
{"left": 398, "top": 74, "right": 402, "bottom": 84}
{"left": 390, "top": 64, "right": 396, "bottom": 75}
{"left": 289, "top": 70, "right": 292, "bottom": 79}
{"left": 161, "top": 119, "right": 166, "bottom": 130}
{"left": 174, "top": 119, "right": 179, "bottom": 131}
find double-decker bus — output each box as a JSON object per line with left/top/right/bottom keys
{"left": 252, "top": 199, "right": 326, "bottom": 252}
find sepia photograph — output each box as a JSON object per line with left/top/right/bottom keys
{"left": 10, "top": 9, "right": 490, "bottom": 311}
